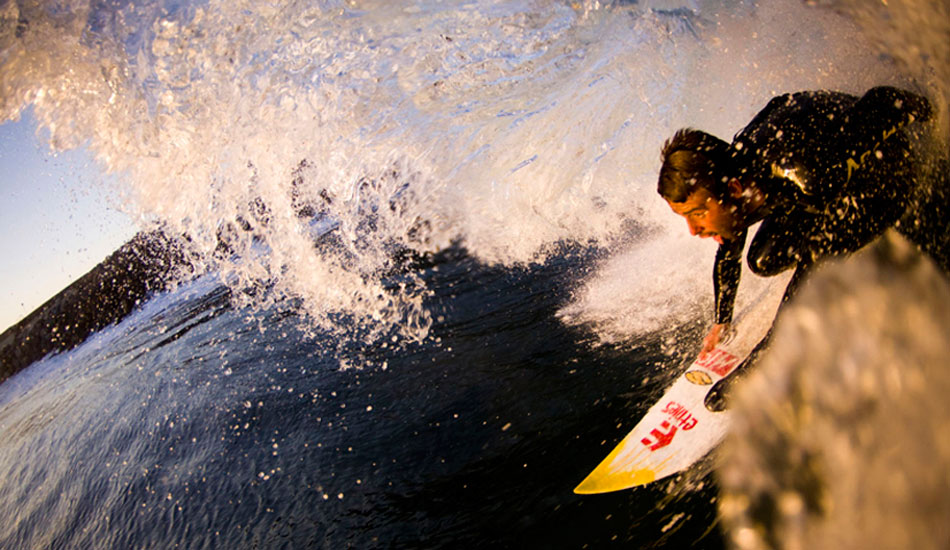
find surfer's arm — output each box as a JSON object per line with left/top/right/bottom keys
{"left": 704, "top": 232, "right": 746, "bottom": 354}
{"left": 835, "top": 87, "right": 933, "bottom": 184}
{"left": 851, "top": 86, "right": 933, "bottom": 131}
{"left": 713, "top": 232, "right": 745, "bottom": 325}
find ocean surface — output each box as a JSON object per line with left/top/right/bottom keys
{"left": 0, "top": 246, "right": 727, "bottom": 548}
{"left": 1, "top": 0, "right": 948, "bottom": 548}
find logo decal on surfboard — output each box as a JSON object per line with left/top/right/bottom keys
{"left": 685, "top": 370, "right": 713, "bottom": 385}
{"left": 639, "top": 401, "right": 699, "bottom": 451}
{"left": 640, "top": 421, "right": 677, "bottom": 451}
{"left": 693, "top": 348, "right": 740, "bottom": 376}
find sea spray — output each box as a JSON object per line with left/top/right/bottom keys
{"left": 718, "top": 231, "right": 950, "bottom": 550}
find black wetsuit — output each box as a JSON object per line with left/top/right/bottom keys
{"left": 705, "top": 86, "right": 936, "bottom": 411}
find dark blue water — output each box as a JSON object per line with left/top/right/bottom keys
{"left": 0, "top": 246, "right": 722, "bottom": 549}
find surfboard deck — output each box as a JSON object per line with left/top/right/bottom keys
{"left": 574, "top": 275, "right": 790, "bottom": 494}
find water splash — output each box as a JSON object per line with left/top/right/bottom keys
{"left": 0, "top": 0, "right": 906, "bottom": 342}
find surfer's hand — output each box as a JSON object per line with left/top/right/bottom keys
{"left": 700, "top": 323, "right": 729, "bottom": 357}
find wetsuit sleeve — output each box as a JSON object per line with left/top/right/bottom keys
{"left": 713, "top": 230, "right": 747, "bottom": 325}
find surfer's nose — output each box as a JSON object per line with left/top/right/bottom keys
{"left": 687, "top": 219, "right": 702, "bottom": 236}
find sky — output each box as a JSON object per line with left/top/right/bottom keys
{"left": 0, "top": 108, "right": 138, "bottom": 332}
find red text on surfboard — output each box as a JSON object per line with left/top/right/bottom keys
{"left": 694, "top": 348, "right": 739, "bottom": 377}
{"left": 662, "top": 401, "right": 697, "bottom": 431}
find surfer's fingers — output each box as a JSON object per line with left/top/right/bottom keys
{"left": 700, "top": 331, "right": 717, "bottom": 356}
{"left": 701, "top": 323, "right": 729, "bottom": 356}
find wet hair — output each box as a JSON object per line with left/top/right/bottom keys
{"left": 657, "top": 128, "right": 733, "bottom": 203}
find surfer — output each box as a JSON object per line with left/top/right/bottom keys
{"left": 657, "top": 86, "right": 941, "bottom": 411}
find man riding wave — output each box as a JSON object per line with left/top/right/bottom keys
{"left": 657, "top": 86, "right": 944, "bottom": 411}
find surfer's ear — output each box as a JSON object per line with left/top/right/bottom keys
{"left": 726, "top": 178, "right": 743, "bottom": 199}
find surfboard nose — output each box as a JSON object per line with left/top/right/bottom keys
{"left": 573, "top": 467, "right": 656, "bottom": 494}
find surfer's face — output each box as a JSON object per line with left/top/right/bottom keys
{"left": 667, "top": 187, "right": 740, "bottom": 244}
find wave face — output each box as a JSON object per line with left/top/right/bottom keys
{"left": 0, "top": 251, "right": 730, "bottom": 549}
{"left": 0, "top": 0, "right": 909, "bottom": 343}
